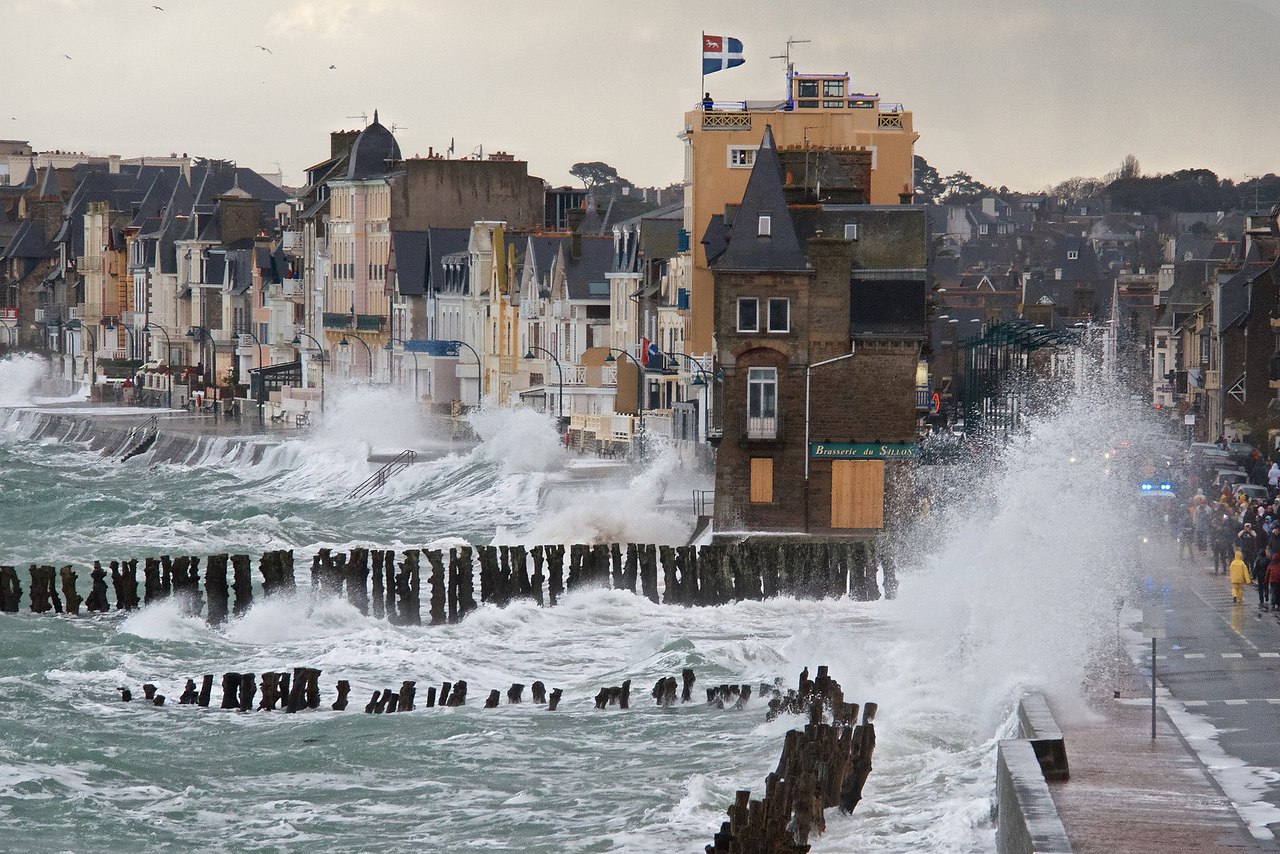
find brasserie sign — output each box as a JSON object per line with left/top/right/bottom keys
{"left": 809, "top": 442, "right": 919, "bottom": 460}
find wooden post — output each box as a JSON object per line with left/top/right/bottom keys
{"left": 478, "top": 545, "right": 498, "bottom": 605}
{"left": 880, "top": 539, "right": 898, "bottom": 600}
{"left": 485, "top": 689, "right": 501, "bottom": 708}
{"left": 227, "top": 554, "right": 251, "bottom": 616}
{"left": 850, "top": 542, "right": 869, "bottom": 602}
{"left": 640, "top": 544, "right": 659, "bottom": 603}
{"left": 547, "top": 545, "right": 565, "bottom": 606}
{"left": 0, "top": 566, "right": 21, "bottom": 612}
{"left": 425, "top": 686, "right": 437, "bottom": 708}
{"left": 531, "top": 681, "right": 546, "bottom": 704}
{"left": 548, "top": 688, "right": 562, "bottom": 711}
{"left": 507, "top": 683, "right": 524, "bottom": 704}
{"left": 511, "top": 545, "right": 530, "bottom": 601}
{"left": 623, "top": 543, "right": 638, "bottom": 593}
{"left": 238, "top": 673, "right": 257, "bottom": 712}
{"left": 383, "top": 549, "right": 397, "bottom": 623}
{"left": 530, "top": 545, "right": 546, "bottom": 607}
{"left": 179, "top": 679, "right": 198, "bottom": 704}
{"left": 438, "top": 682, "right": 451, "bottom": 707}
{"left": 610, "top": 543, "right": 623, "bottom": 590}
{"left": 426, "top": 550, "right": 446, "bottom": 625}
{"left": 205, "top": 554, "right": 229, "bottom": 625}
{"left": 682, "top": 668, "right": 696, "bottom": 703}
{"left": 85, "top": 561, "right": 109, "bottom": 613}
{"left": 332, "top": 679, "right": 351, "bottom": 711}
{"left": 399, "top": 680, "right": 416, "bottom": 711}
{"left": 396, "top": 550, "right": 421, "bottom": 625}
{"left": 257, "top": 672, "right": 280, "bottom": 710}
{"left": 446, "top": 680, "right": 467, "bottom": 707}
{"left": 590, "top": 544, "right": 610, "bottom": 588}
{"left": 457, "top": 546, "right": 477, "bottom": 617}
{"left": 659, "top": 545, "right": 677, "bottom": 605}
{"left": 158, "top": 555, "right": 173, "bottom": 600}
{"left": 567, "top": 544, "right": 585, "bottom": 590}
{"left": 348, "top": 547, "right": 370, "bottom": 614}
{"left": 197, "top": 674, "right": 213, "bottom": 707}
{"left": 371, "top": 550, "right": 386, "bottom": 620}
{"left": 59, "top": 566, "right": 82, "bottom": 615}
{"left": 220, "top": 673, "right": 240, "bottom": 709}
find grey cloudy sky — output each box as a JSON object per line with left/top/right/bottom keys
{"left": 5, "top": 0, "right": 1279, "bottom": 191}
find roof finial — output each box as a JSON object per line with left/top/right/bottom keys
{"left": 373, "top": 109, "right": 379, "bottom": 126}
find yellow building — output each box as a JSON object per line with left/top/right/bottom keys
{"left": 680, "top": 68, "right": 919, "bottom": 355}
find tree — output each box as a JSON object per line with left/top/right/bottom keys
{"left": 939, "top": 171, "right": 991, "bottom": 204}
{"left": 913, "top": 155, "right": 943, "bottom": 203}
{"left": 1050, "top": 176, "right": 1106, "bottom": 209}
{"left": 569, "top": 161, "right": 619, "bottom": 189}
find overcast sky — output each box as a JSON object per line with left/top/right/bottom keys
{"left": 6, "top": 0, "right": 1279, "bottom": 192}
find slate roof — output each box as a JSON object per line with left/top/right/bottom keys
{"left": 563, "top": 238, "right": 614, "bottom": 300}
{"left": 712, "top": 125, "right": 810, "bottom": 274}
{"left": 391, "top": 229, "right": 429, "bottom": 296}
{"left": 427, "top": 228, "right": 470, "bottom": 293}
{"left": 0, "top": 219, "right": 47, "bottom": 260}
{"left": 346, "top": 116, "right": 401, "bottom": 180}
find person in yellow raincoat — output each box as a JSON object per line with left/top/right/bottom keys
{"left": 1230, "top": 548, "right": 1252, "bottom": 604}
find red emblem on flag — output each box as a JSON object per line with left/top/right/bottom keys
{"left": 704, "top": 35, "right": 722, "bottom": 52}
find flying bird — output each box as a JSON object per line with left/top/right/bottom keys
{"left": 64, "top": 54, "right": 72, "bottom": 60}
{"left": 255, "top": 45, "right": 272, "bottom": 54}
{"left": 152, "top": 4, "right": 164, "bottom": 10}
{"left": 329, "top": 64, "right": 336, "bottom": 70}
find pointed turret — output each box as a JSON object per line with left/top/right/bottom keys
{"left": 713, "top": 125, "right": 809, "bottom": 273}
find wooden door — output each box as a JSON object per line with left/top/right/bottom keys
{"left": 750, "top": 457, "right": 774, "bottom": 503}
{"left": 831, "top": 460, "right": 884, "bottom": 528}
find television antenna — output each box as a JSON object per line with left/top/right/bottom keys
{"left": 346, "top": 113, "right": 368, "bottom": 127}
{"left": 769, "top": 37, "right": 811, "bottom": 77}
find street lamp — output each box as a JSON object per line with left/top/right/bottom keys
{"left": 238, "top": 327, "right": 266, "bottom": 423}
{"left": 142, "top": 322, "right": 173, "bottom": 409}
{"left": 105, "top": 318, "right": 135, "bottom": 361}
{"left": 524, "top": 344, "right": 564, "bottom": 423}
{"left": 338, "top": 335, "right": 373, "bottom": 379}
{"left": 447, "top": 339, "right": 482, "bottom": 409}
{"left": 385, "top": 336, "right": 423, "bottom": 402}
{"left": 185, "top": 325, "right": 212, "bottom": 387}
{"left": 666, "top": 350, "right": 713, "bottom": 441}
{"left": 67, "top": 319, "right": 97, "bottom": 387}
{"left": 292, "top": 332, "right": 326, "bottom": 413}
{"left": 603, "top": 347, "right": 644, "bottom": 430}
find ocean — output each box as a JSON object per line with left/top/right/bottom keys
{"left": 0, "top": 352, "right": 1144, "bottom": 852}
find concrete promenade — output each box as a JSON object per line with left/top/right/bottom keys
{"left": 1047, "top": 539, "right": 1280, "bottom": 852}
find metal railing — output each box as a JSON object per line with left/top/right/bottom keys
{"left": 877, "top": 113, "right": 904, "bottom": 129}
{"left": 348, "top": 449, "right": 417, "bottom": 499}
{"left": 747, "top": 416, "right": 778, "bottom": 439}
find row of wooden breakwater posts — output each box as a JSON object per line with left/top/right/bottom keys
{"left": 114, "top": 662, "right": 874, "bottom": 852}
{"left": 0, "top": 540, "right": 897, "bottom": 621}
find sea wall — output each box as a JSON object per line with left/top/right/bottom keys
{"left": 995, "top": 693, "right": 1073, "bottom": 854}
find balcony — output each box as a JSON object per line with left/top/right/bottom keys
{"left": 355, "top": 314, "right": 384, "bottom": 332}
{"left": 747, "top": 415, "right": 778, "bottom": 440}
{"left": 0, "top": 307, "right": 15, "bottom": 322}
{"left": 702, "top": 111, "right": 752, "bottom": 131}
{"left": 877, "top": 113, "right": 904, "bottom": 130}
{"left": 68, "top": 306, "right": 83, "bottom": 321}
{"left": 322, "top": 312, "right": 352, "bottom": 329}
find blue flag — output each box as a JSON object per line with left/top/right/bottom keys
{"left": 703, "top": 34, "right": 744, "bottom": 75}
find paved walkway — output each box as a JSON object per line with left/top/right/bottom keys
{"left": 1049, "top": 538, "right": 1280, "bottom": 852}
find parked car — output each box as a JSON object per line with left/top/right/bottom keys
{"left": 1216, "top": 467, "right": 1248, "bottom": 488}
{"left": 1236, "top": 484, "right": 1269, "bottom": 502}
{"left": 1226, "top": 442, "right": 1260, "bottom": 465}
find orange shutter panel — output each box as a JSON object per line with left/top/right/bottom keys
{"left": 831, "top": 460, "right": 884, "bottom": 528}
{"left": 750, "top": 457, "right": 774, "bottom": 503}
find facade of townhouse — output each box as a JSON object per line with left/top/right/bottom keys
{"left": 708, "top": 126, "right": 926, "bottom": 539}
{"left": 680, "top": 66, "right": 918, "bottom": 358}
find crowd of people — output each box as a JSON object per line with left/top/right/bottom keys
{"left": 1180, "top": 482, "right": 1280, "bottom": 607}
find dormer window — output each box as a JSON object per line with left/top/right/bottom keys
{"left": 758, "top": 215, "right": 772, "bottom": 237}
{"left": 1067, "top": 250, "right": 1079, "bottom": 260}
{"left": 844, "top": 223, "right": 858, "bottom": 241}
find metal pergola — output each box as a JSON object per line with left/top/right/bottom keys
{"left": 960, "top": 321, "right": 1081, "bottom": 436}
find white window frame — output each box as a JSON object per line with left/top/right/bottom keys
{"left": 737, "top": 297, "right": 759, "bottom": 332}
{"left": 1066, "top": 250, "right": 1079, "bottom": 260}
{"left": 844, "top": 223, "right": 858, "bottom": 241}
{"left": 727, "top": 146, "right": 756, "bottom": 169}
{"left": 767, "top": 297, "right": 790, "bottom": 333}
{"left": 747, "top": 367, "right": 778, "bottom": 439}
{"left": 979, "top": 224, "right": 989, "bottom": 235}
{"left": 758, "top": 215, "right": 771, "bottom": 237}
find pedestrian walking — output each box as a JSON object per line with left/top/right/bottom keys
{"left": 1230, "top": 549, "right": 1252, "bottom": 604}
{"left": 1212, "top": 510, "right": 1235, "bottom": 574}
{"left": 1266, "top": 552, "right": 1280, "bottom": 611}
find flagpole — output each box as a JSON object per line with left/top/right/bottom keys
{"left": 700, "top": 31, "right": 705, "bottom": 112}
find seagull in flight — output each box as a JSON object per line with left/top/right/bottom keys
{"left": 64, "top": 54, "right": 72, "bottom": 60}
{"left": 255, "top": 45, "right": 273, "bottom": 54}
{"left": 152, "top": 4, "right": 164, "bottom": 9}
{"left": 329, "top": 64, "right": 336, "bottom": 70}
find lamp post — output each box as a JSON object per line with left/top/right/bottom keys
{"left": 68, "top": 319, "right": 97, "bottom": 387}
{"left": 338, "top": 335, "right": 373, "bottom": 379}
{"left": 292, "top": 332, "right": 326, "bottom": 414}
{"left": 385, "top": 336, "right": 423, "bottom": 402}
{"left": 666, "top": 350, "right": 712, "bottom": 441}
{"left": 185, "top": 325, "right": 211, "bottom": 388}
{"left": 238, "top": 327, "right": 266, "bottom": 423}
{"left": 447, "top": 339, "right": 482, "bottom": 409}
{"left": 603, "top": 347, "right": 644, "bottom": 431}
{"left": 142, "top": 322, "right": 173, "bottom": 409}
{"left": 105, "top": 318, "right": 135, "bottom": 361}
{"left": 524, "top": 344, "right": 564, "bottom": 423}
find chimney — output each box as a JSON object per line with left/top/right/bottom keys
{"left": 899, "top": 183, "right": 913, "bottom": 205}
{"left": 566, "top": 204, "right": 585, "bottom": 258}
{"left": 216, "top": 193, "right": 263, "bottom": 245}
